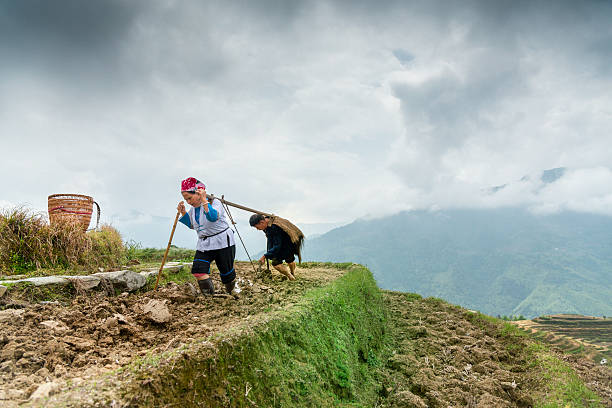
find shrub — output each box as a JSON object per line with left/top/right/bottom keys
{"left": 0, "top": 206, "right": 127, "bottom": 274}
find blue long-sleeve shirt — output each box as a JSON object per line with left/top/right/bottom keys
{"left": 179, "top": 203, "right": 218, "bottom": 228}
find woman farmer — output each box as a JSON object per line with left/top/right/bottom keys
{"left": 177, "top": 177, "right": 239, "bottom": 296}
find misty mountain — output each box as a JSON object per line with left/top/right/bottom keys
{"left": 302, "top": 207, "right": 612, "bottom": 318}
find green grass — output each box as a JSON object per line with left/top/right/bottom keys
{"left": 1, "top": 281, "right": 75, "bottom": 303}
{"left": 298, "top": 261, "right": 355, "bottom": 270}
{"left": 531, "top": 344, "right": 603, "bottom": 408}
{"left": 119, "top": 266, "right": 387, "bottom": 407}
{"left": 126, "top": 244, "right": 195, "bottom": 263}
{"left": 138, "top": 266, "right": 195, "bottom": 292}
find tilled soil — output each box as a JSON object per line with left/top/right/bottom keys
{"left": 378, "top": 292, "right": 612, "bottom": 408}
{"left": 0, "top": 263, "right": 344, "bottom": 406}
{"left": 563, "top": 354, "right": 612, "bottom": 406}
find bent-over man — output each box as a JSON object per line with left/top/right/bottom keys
{"left": 249, "top": 214, "right": 297, "bottom": 280}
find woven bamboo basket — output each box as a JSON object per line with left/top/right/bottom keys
{"left": 48, "top": 194, "right": 100, "bottom": 232}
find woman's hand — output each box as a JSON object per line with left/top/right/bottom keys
{"left": 258, "top": 255, "right": 266, "bottom": 264}
{"left": 196, "top": 188, "right": 209, "bottom": 206}
{"left": 177, "top": 201, "right": 186, "bottom": 215}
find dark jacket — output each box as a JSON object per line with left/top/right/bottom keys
{"left": 264, "top": 224, "right": 294, "bottom": 260}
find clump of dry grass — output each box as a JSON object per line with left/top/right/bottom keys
{"left": 0, "top": 206, "right": 127, "bottom": 275}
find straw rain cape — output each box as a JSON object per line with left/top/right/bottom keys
{"left": 269, "top": 215, "right": 304, "bottom": 263}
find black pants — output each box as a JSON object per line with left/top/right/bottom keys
{"left": 191, "top": 245, "right": 236, "bottom": 284}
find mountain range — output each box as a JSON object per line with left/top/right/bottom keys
{"left": 302, "top": 207, "right": 612, "bottom": 318}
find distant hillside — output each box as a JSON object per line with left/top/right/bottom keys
{"left": 303, "top": 208, "right": 612, "bottom": 318}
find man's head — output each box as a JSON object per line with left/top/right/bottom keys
{"left": 249, "top": 214, "right": 268, "bottom": 230}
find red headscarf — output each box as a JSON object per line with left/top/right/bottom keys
{"left": 181, "top": 177, "right": 206, "bottom": 193}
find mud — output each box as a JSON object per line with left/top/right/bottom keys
{"left": 0, "top": 262, "right": 343, "bottom": 406}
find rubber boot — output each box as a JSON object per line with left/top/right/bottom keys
{"left": 224, "top": 280, "right": 235, "bottom": 294}
{"left": 224, "top": 280, "right": 240, "bottom": 298}
{"left": 197, "top": 278, "right": 214, "bottom": 296}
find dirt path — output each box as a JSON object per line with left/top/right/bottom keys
{"left": 0, "top": 263, "right": 344, "bottom": 406}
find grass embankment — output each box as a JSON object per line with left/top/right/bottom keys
{"left": 114, "top": 265, "right": 386, "bottom": 407}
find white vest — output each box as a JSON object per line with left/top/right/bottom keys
{"left": 188, "top": 198, "right": 235, "bottom": 251}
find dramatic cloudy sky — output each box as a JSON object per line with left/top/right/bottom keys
{"left": 1, "top": 0, "right": 612, "bottom": 246}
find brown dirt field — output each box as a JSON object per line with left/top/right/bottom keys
{"left": 0, "top": 262, "right": 345, "bottom": 407}
{"left": 563, "top": 354, "right": 612, "bottom": 406}
{"left": 377, "top": 292, "right": 612, "bottom": 408}
{"left": 511, "top": 318, "right": 612, "bottom": 406}
{"left": 378, "top": 292, "right": 536, "bottom": 407}
{"left": 380, "top": 292, "right": 612, "bottom": 408}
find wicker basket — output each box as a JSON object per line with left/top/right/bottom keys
{"left": 48, "top": 194, "right": 100, "bottom": 232}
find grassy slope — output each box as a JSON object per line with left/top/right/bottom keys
{"left": 125, "top": 265, "right": 386, "bottom": 407}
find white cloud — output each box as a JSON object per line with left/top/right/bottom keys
{"left": 1, "top": 0, "right": 612, "bottom": 238}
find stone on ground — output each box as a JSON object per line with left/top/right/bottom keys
{"left": 29, "top": 382, "right": 58, "bottom": 402}
{"left": 142, "top": 299, "right": 172, "bottom": 323}
{"left": 93, "top": 270, "right": 146, "bottom": 291}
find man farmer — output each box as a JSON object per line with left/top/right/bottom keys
{"left": 249, "top": 214, "right": 298, "bottom": 280}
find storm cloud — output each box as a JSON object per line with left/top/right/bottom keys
{"left": 1, "top": 0, "right": 611, "bottom": 238}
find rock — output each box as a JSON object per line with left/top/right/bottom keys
{"left": 501, "top": 380, "right": 518, "bottom": 391}
{"left": 93, "top": 270, "right": 146, "bottom": 291}
{"left": 184, "top": 283, "right": 200, "bottom": 298}
{"left": 6, "top": 388, "right": 24, "bottom": 400}
{"left": 0, "top": 285, "right": 6, "bottom": 298}
{"left": 392, "top": 390, "right": 428, "bottom": 408}
{"left": 63, "top": 336, "right": 95, "bottom": 351}
{"left": 0, "top": 360, "right": 14, "bottom": 372}
{"left": 0, "top": 308, "right": 25, "bottom": 323}
{"left": 142, "top": 299, "right": 172, "bottom": 323}
{"left": 99, "top": 336, "right": 114, "bottom": 346}
{"left": 113, "top": 313, "right": 130, "bottom": 324}
{"left": 29, "top": 382, "right": 58, "bottom": 401}
{"left": 16, "top": 357, "right": 30, "bottom": 367}
{"left": 36, "top": 367, "right": 50, "bottom": 379}
{"left": 1, "top": 276, "right": 70, "bottom": 286}
{"left": 67, "top": 275, "right": 101, "bottom": 290}
{"left": 53, "top": 364, "right": 67, "bottom": 377}
{"left": 103, "top": 317, "right": 119, "bottom": 329}
{"left": 164, "top": 264, "right": 184, "bottom": 273}
{"left": 40, "top": 320, "right": 69, "bottom": 333}
{"left": 139, "top": 270, "right": 157, "bottom": 279}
